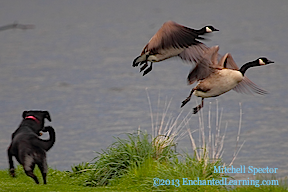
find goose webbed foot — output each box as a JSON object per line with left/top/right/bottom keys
{"left": 193, "top": 105, "right": 202, "bottom": 114}
{"left": 181, "top": 97, "right": 191, "bottom": 108}
{"left": 181, "top": 88, "right": 195, "bottom": 108}
{"left": 142, "top": 62, "right": 153, "bottom": 76}
{"left": 193, "top": 98, "right": 204, "bottom": 114}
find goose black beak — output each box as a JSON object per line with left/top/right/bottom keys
{"left": 267, "top": 60, "right": 274, "bottom": 64}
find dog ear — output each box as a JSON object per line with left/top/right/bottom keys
{"left": 22, "top": 111, "right": 28, "bottom": 119}
{"left": 43, "top": 111, "right": 52, "bottom": 122}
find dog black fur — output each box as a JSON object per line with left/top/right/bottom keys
{"left": 7, "top": 110, "right": 55, "bottom": 184}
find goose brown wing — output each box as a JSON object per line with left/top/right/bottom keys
{"left": 186, "top": 46, "right": 219, "bottom": 85}
{"left": 187, "top": 61, "right": 213, "bottom": 85}
{"left": 218, "top": 53, "right": 239, "bottom": 70}
{"left": 233, "top": 76, "right": 268, "bottom": 95}
{"left": 142, "top": 21, "right": 202, "bottom": 55}
{"left": 178, "top": 43, "right": 209, "bottom": 63}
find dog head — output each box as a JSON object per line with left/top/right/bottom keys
{"left": 22, "top": 110, "right": 51, "bottom": 134}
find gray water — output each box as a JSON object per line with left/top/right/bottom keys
{"left": 0, "top": 0, "right": 287, "bottom": 180}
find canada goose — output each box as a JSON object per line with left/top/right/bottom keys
{"left": 181, "top": 46, "right": 274, "bottom": 114}
{"left": 132, "top": 21, "right": 218, "bottom": 76}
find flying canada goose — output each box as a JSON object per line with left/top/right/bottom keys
{"left": 132, "top": 21, "right": 219, "bottom": 76}
{"left": 181, "top": 46, "right": 274, "bottom": 114}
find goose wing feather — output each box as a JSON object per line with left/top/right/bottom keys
{"left": 187, "top": 46, "right": 219, "bottom": 85}
{"left": 233, "top": 76, "right": 268, "bottom": 95}
{"left": 178, "top": 43, "right": 209, "bottom": 63}
{"left": 142, "top": 21, "right": 201, "bottom": 55}
{"left": 218, "top": 53, "right": 239, "bottom": 70}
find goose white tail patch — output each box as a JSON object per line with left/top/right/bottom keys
{"left": 147, "top": 55, "right": 158, "bottom": 62}
{"left": 135, "top": 54, "right": 147, "bottom": 63}
{"left": 259, "top": 59, "right": 265, "bottom": 65}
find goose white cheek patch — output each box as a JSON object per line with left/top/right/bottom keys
{"left": 206, "top": 27, "right": 213, "bottom": 33}
{"left": 259, "top": 59, "right": 265, "bottom": 65}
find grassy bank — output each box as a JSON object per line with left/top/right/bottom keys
{"left": 1, "top": 100, "right": 286, "bottom": 191}
{"left": 0, "top": 167, "right": 109, "bottom": 192}
{"left": 0, "top": 154, "right": 286, "bottom": 192}
{"left": 0, "top": 131, "right": 286, "bottom": 192}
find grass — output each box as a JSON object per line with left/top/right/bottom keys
{"left": 69, "top": 96, "right": 229, "bottom": 189}
{"left": 70, "top": 131, "right": 177, "bottom": 187}
{"left": 0, "top": 166, "right": 113, "bottom": 192}
{"left": 1, "top": 145, "right": 287, "bottom": 192}
{"left": 110, "top": 155, "right": 226, "bottom": 191}
{"left": 1, "top": 158, "right": 286, "bottom": 192}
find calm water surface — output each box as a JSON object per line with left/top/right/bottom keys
{"left": 0, "top": 0, "right": 287, "bottom": 180}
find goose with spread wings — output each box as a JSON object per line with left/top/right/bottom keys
{"left": 132, "top": 21, "right": 218, "bottom": 76}
{"left": 181, "top": 46, "right": 274, "bottom": 114}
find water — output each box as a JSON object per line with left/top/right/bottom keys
{"left": 0, "top": 0, "right": 287, "bottom": 180}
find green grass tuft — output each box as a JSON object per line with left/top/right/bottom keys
{"left": 70, "top": 131, "right": 177, "bottom": 187}
{"left": 70, "top": 130, "right": 229, "bottom": 191}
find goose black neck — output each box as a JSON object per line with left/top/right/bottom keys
{"left": 239, "top": 60, "right": 259, "bottom": 75}
{"left": 195, "top": 27, "right": 206, "bottom": 35}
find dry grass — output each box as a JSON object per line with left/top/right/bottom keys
{"left": 145, "top": 88, "right": 245, "bottom": 169}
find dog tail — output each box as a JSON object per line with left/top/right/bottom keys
{"left": 39, "top": 126, "right": 56, "bottom": 151}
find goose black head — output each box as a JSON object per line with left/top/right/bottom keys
{"left": 239, "top": 57, "right": 274, "bottom": 75}
{"left": 258, "top": 57, "right": 274, "bottom": 65}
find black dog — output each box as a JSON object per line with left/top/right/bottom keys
{"left": 7, "top": 110, "right": 55, "bottom": 184}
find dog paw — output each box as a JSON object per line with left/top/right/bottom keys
{"left": 10, "top": 168, "right": 15, "bottom": 177}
